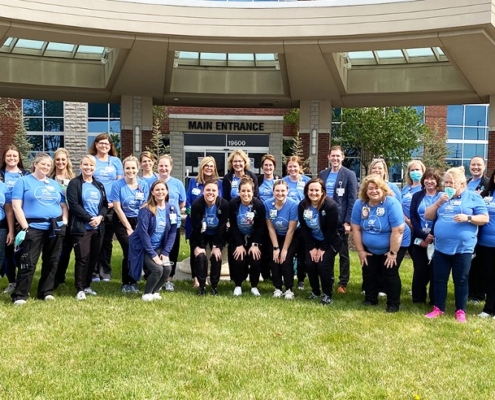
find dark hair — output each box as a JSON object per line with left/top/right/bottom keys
{"left": 261, "top": 154, "right": 277, "bottom": 169}
{"left": 1, "top": 145, "right": 25, "bottom": 170}
{"left": 420, "top": 168, "right": 442, "bottom": 191}
{"left": 239, "top": 176, "right": 255, "bottom": 191}
{"left": 88, "top": 133, "right": 118, "bottom": 157}
{"left": 481, "top": 168, "right": 495, "bottom": 197}
{"left": 144, "top": 180, "right": 169, "bottom": 216}
{"left": 204, "top": 178, "right": 220, "bottom": 188}
{"left": 302, "top": 178, "right": 326, "bottom": 210}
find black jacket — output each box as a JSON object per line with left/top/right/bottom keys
{"left": 191, "top": 196, "right": 229, "bottom": 250}
{"left": 67, "top": 175, "right": 108, "bottom": 236}
{"left": 222, "top": 170, "right": 259, "bottom": 202}
{"left": 467, "top": 175, "right": 490, "bottom": 192}
{"left": 409, "top": 189, "right": 436, "bottom": 240}
{"left": 297, "top": 197, "right": 343, "bottom": 253}
{"left": 228, "top": 197, "right": 265, "bottom": 247}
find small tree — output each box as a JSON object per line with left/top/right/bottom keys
{"left": 283, "top": 108, "right": 310, "bottom": 172}
{"left": 0, "top": 98, "right": 32, "bottom": 161}
{"left": 147, "top": 106, "right": 169, "bottom": 158}
{"left": 109, "top": 132, "right": 121, "bottom": 158}
{"left": 418, "top": 125, "right": 451, "bottom": 172}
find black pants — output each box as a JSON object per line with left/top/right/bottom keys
{"left": 306, "top": 246, "right": 337, "bottom": 297}
{"left": 143, "top": 248, "right": 172, "bottom": 294}
{"left": 54, "top": 234, "right": 73, "bottom": 286}
{"left": 295, "top": 229, "right": 306, "bottom": 284}
{"left": 73, "top": 230, "right": 103, "bottom": 292}
{"left": 12, "top": 228, "right": 63, "bottom": 301}
{"left": 478, "top": 245, "right": 495, "bottom": 314}
{"left": 362, "top": 247, "right": 406, "bottom": 308}
{"left": 469, "top": 248, "right": 485, "bottom": 301}
{"left": 5, "top": 243, "right": 17, "bottom": 284}
{"left": 194, "top": 236, "right": 222, "bottom": 289}
{"left": 228, "top": 241, "right": 261, "bottom": 287}
{"left": 97, "top": 209, "right": 114, "bottom": 280}
{"left": 337, "top": 235, "right": 350, "bottom": 287}
{"left": 410, "top": 244, "right": 434, "bottom": 304}
{"left": 168, "top": 228, "right": 181, "bottom": 278}
{"left": 260, "top": 235, "right": 272, "bottom": 280}
{"left": 113, "top": 214, "right": 138, "bottom": 286}
{"left": 189, "top": 240, "right": 197, "bottom": 279}
{"left": 270, "top": 234, "right": 298, "bottom": 292}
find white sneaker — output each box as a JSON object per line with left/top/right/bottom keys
{"left": 84, "top": 287, "right": 97, "bottom": 296}
{"left": 76, "top": 291, "right": 86, "bottom": 301}
{"left": 233, "top": 286, "right": 242, "bottom": 296}
{"left": 273, "top": 289, "right": 283, "bottom": 298}
{"left": 378, "top": 292, "right": 387, "bottom": 298}
{"left": 284, "top": 289, "right": 295, "bottom": 300}
{"left": 152, "top": 292, "right": 162, "bottom": 300}
{"left": 44, "top": 295, "right": 55, "bottom": 301}
{"left": 142, "top": 293, "right": 154, "bottom": 302}
{"left": 251, "top": 287, "right": 261, "bottom": 297}
{"left": 3, "top": 283, "right": 16, "bottom": 294}
{"left": 13, "top": 299, "right": 26, "bottom": 306}
{"left": 165, "top": 281, "right": 175, "bottom": 292}
{"left": 478, "top": 312, "right": 491, "bottom": 318}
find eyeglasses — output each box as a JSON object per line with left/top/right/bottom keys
{"left": 98, "top": 142, "right": 110, "bottom": 146}
{"left": 203, "top": 164, "right": 215, "bottom": 168}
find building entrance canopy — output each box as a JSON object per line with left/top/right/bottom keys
{"left": 0, "top": 0, "right": 493, "bottom": 107}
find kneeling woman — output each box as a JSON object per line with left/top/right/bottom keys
{"left": 298, "top": 178, "right": 342, "bottom": 305}
{"left": 66, "top": 155, "right": 108, "bottom": 300}
{"left": 351, "top": 175, "right": 406, "bottom": 312}
{"left": 228, "top": 176, "right": 265, "bottom": 296}
{"left": 129, "top": 180, "right": 177, "bottom": 301}
{"left": 191, "top": 179, "right": 229, "bottom": 296}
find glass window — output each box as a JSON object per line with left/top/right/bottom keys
{"left": 464, "top": 127, "right": 485, "bottom": 141}
{"left": 109, "top": 104, "right": 120, "bottom": 118}
{"left": 448, "top": 143, "right": 462, "bottom": 159}
{"left": 464, "top": 105, "right": 487, "bottom": 127}
{"left": 88, "top": 103, "right": 109, "bottom": 118}
{"left": 44, "top": 118, "right": 64, "bottom": 132}
{"left": 87, "top": 104, "right": 121, "bottom": 134}
{"left": 446, "top": 127, "right": 462, "bottom": 140}
{"left": 25, "top": 118, "right": 42, "bottom": 132}
{"left": 446, "top": 159, "right": 462, "bottom": 167}
{"left": 109, "top": 120, "right": 121, "bottom": 134}
{"left": 23, "top": 99, "right": 42, "bottom": 116}
{"left": 88, "top": 120, "right": 110, "bottom": 133}
{"left": 446, "top": 105, "right": 463, "bottom": 126}
{"left": 44, "top": 101, "right": 63, "bottom": 117}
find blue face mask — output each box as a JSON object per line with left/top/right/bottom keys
{"left": 410, "top": 171, "right": 422, "bottom": 182}
{"left": 445, "top": 187, "right": 456, "bottom": 199}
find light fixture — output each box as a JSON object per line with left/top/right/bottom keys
{"left": 134, "top": 126, "right": 141, "bottom": 152}
{"left": 311, "top": 129, "right": 317, "bottom": 155}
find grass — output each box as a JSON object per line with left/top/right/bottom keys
{"left": 0, "top": 237, "right": 494, "bottom": 399}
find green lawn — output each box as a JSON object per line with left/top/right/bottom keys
{"left": 0, "top": 239, "right": 494, "bottom": 400}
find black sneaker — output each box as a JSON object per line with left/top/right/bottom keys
{"left": 308, "top": 292, "right": 321, "bottom": 300}
{"left": 297, "top": 282, "right": 305, "bottom": 290}
{"left": 321, "top": 295, "right": 333, "bottom": 305}
{"left": 362, "top": 300, "right": 378, "bottom": 306}
{"left": 197, "top": 288, "right": 206, "bottom": 296}
{"left": 386, "top": 305, "right": 400, "bottom": 313}
{"left": 211, "top": 288, "right": 218, "bottom": 296}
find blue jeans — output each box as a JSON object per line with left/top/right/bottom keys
{"left": 433, "top": 250, "right": 471, "bottom": 312}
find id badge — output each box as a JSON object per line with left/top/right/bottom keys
{"left": 361, "top": 206, "right": 369, "bottom": 219}
{"left": 192, "top": 188, "right": 201, "bottom": 196}
{"left": 484, "top": 196, "right": 493, "bottom": 204}
{"left": 269, "top": 209, "right": 277, "bottom": 219}
{"left": 246, "top": 211, "right": 255, "bottom": 221}
{"left": 303, "top": 209, "right": 313, "bottom": 220}
{"left": 232, "top": 180, "right": 238, "bottom": 188}
{"left": 201, "top": 220, "right": 207, "bottom": 232}
{"left": 376, "top": 207, "right": 385, "bottom": 217}
{"left": 135, "top": 192, "right": 145, "bottom": 201}
{"left": 63, "top": 179, "right": 70, "bottom": 187}
{"left": 297, "top": 181, "right": 305, "bottom": 190}
{"left": 451, "top": 200, "right": 461, "bottom": 206}
{"left": 336, "top": 188, "right": 345, "bottom": 197}
{"left": 170, "top": 213, "right": 177, "bottom": 225}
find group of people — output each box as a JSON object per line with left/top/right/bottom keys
{"left": 0, "top": 139, "right": 493, "bottom": 322}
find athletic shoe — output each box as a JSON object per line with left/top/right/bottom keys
{"left": 251, "top": 287, "right": 261, "bottom": 297}
{"left": 44, "top": 295, "right": 55, "bottom": 301}
{"left": 425, "top": 306, "right": 444, "bottom": 319}
{"left": 92, "top": 276, "right": 101, "bottom": 283}
{"left": 297, "top": 282, "right": 305, "bottom": 290}
{"left": 152, "top": 293, "right": 162, "bottom": 300}
{"left": 273, "top": 289, "right": 283, "bottom": 298}
{"left": 284, "top": 289, "right": 295, "bottom": 300}
{"left": 164, "top": 281, "right": 175, "bottom": 292}
{"left": 211, "top": 288, "right": 219, "bottom": 296}
{"left": 478, "top": 312, "right": 491, "bottom": 318}
{"left": 76, "top": 291, "right": 86, "bottom": 301}
{"left": 102, "top": 278, "right": 111, "bottom": 282}
{"left": 3, "top": 283, "right": 16, "bottom": 294}
{"left": 129, "top": 284, "right": 139, "bottom": 293}
{"left": 13, "top": 299, "right": 26, "bottom": 306}
{"left": 121, "top": 285, "right": 130, "bottom": 293}
{"left": 337, "top": 286, "right": 347, "bottom": 294}
{"left": 308, "top": 292, "right": 321, "bottom": 300}
{"left": 455, "top": 309, "right": 467, "bottom": 323}
{"left": 233, "top": 286, "right": 242, "bottom": 296}
{"left": 84, "top": 287, "right": 97, "bottom": 296}
{"left": 321, "top": 294, "right": 333, "bottom": 305}
{"left": 197, "top": 288, "right": 206, "bottom": 296}
{"left": 142, "top": 293, "right": 154, "bottom": 302}
{"left": 378, "top": 292, "right": 387, "bottom": 298}
{"left": 386, "top": 305, "right": 399, "bottom": 313}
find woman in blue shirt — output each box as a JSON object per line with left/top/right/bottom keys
{"left": 298, "top": 178, "right": 342, "bottom": 305}
{"left": 139, "top": 151, "right": 158, "bottom": 187}
{"left": 185, "top": 156, "right": 221, "bottom": 288}
{"left": 129, "top": 180, "right": 177, "bottom": 301}
{"left": 191, "top": 179, "right": 229, "bottom": 296}
{"left": 424, "top": 167, "right": 488, "bottom": 322}
{"left": 228, "top": 176, "right": 265, "bottom": 297}
{"left": 222, "top": 150, "right": 258, "bottom": 202}
{"left": 409, "top": 168, "right": 442, "bottom": 304}
{"left": 401, "top": 160, "right": 425, "bottom": 229}
{"left": 89, "top": 133, "right": 123, "bottom": 281}
{"left": 265, "top": 180, "right": 299, "bottom": 299}
{"left": 111, "top": 155, "right": 149, "bottom": 294}
{"left": 11, "top": 152, "right": 68, "bottom": 305}
{"left": 66, "top": 155, "right": 108, "bottom": 300}
{"left": 351, "top": 175, "right": 405, "bottom": 312}
{"left": 368, "top": 158, "right": 401, "bottom": 200}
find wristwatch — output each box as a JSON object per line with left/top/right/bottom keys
{"left": 252, "top": 243, "right": 259, "bottom": 247}
{"left": 389, "top": 251, "right": 396, "bottom": 256}
{"left": 273, "top": 247, "right": 280, "bottom": 251}
{"left": 467, "top": 215, "right": 473, "bottom": 223}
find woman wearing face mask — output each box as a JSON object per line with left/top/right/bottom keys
{"left": 185, "top": 156, "right": 222, "bottom": 288}
{"left": 139, "top": 151, "right": 158, "bottom": 187}
{"left": 424, "top": 167, "right": 488, "bottom": 322}
{"left": 265, "top": 180, "right": 299, "bottom": 299}
{"left": 0, "top": 145, "right": 30, "bottom": 295}
{"left": 409, "top": 168, "right": 442, "bottom": 304}
{"left": 111, "top": 156, "right": 149, "bottom": 294}
{"left": 401, "top": 160, "right": 426, "bottom": 230}
{"left": 157, "top": 155, "right": 186, "bottom": 291}
{"left": 222, "top": 150, "right": 258, "bottom": 202}
{"left": 89, "top": 133, "right": 123, "bottom": 281}
{"left": 191, "top": 179, "right": 229, "bottom": 296}
{"left": 228, "top": 176, "right": 265, "bottom": 297}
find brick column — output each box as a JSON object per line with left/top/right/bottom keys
{"left": 64, "top": 102, "right": 89, "bottom": 168}
{"left": 488, "top": 96, "right": 495, "bottom": 173}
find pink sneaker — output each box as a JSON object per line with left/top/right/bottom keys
{"left": 425, "top": 306, "right": 445, "bottom": 319}
{"left": 455, "top": 309, "right": 467, "bottom": 323}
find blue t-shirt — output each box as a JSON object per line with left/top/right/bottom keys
{"left": 150, "top": 207, "right": 167, "bottom": 249}
{"left": 416, "top": 192, "right": 442, "bottom": 233}
{"left": 4, "top": 171, "right": 24, "bottom": 193}
{"left": 434, "top": 190, "right": 487, "bottom": 254}
{"left": 284, "top": 175, "right": 310, "bottom": 203}
{"left": 237, "top": 203, "right": 255, "bottom": 236}
{"left": 467, "top": 178, "right": 482, "bottom": 192}
{"left": 230, "top": 176, "right": 241, "bottom": 200}
{"left": 110, "top": 178, "right": 149, "bottom": 218}
{"left": 387, "top": 182, "right": 402, "bottom": 201}
{"left": 265, "top": 197, "right": 298, "bottom": 236}
{"left": 258, "top": 178, "right": 274, "bottom": 203}
{"left": 302, "top": 205, "right": 324, "bottom": 241}
{"left": 12, "top": 175, "right": 65, "bottom": 230}
{"left": 351, "top": 196, "right": 405, "bottom": 255}
{"left": 141, "top": 174, "right": 158, "bottom": 188}
{"left": 0, "top": 182, "right": 11, "bottom": 222}
{"left": 82, "top": 182, "right": 102, "bottom": 230}
{"left": 204, "top": 204, "right": 219, "bottom": 235}
{"left": 186, "top": 178, "right": 223, "bottom": 209}
{"left": 93, "top": 156, "right": 123, "bottom": 198}
{"left": 401, "top": 185, "right": 422, "bottom": 218}
{"left": 325, "top": 172, "right": 339, "bottom": 199}
{"left": 478, "top": 195, "right": 495, "bottom": 247}
{"left": 165, "top": 177, "right": 186, "bottom": 228}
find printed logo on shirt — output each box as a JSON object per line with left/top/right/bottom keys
{"left": 34, "top": 185, "right": 60, "bottom": 206}
{"left": 363, "top": 215, "right": 383, "bottom": 234}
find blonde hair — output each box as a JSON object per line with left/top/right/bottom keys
{"left": 80, "top": 154, "right": 96, "bottom": 166}
{"left": 359, "top": 175, "right": 393, "bottom": 202}
{"left": 49, "top": 148, "right": 75, "bottom": 179}
{"left": 123, "top": 155, "right": 139, "bottom": 169}
{"left": 197, "top": 156, "right": 219, "bottom": 184}
{"left": 404, "top": 159, "right": 426, "bottom": 186}
{"left": 445, "top": 166, "right": 467, "bottom": 186}
{"left": 227, "top": 150, "right": 250, "bottom": 171}
{"left": 368, "top": 158, "right": 389, "bottom": 181}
